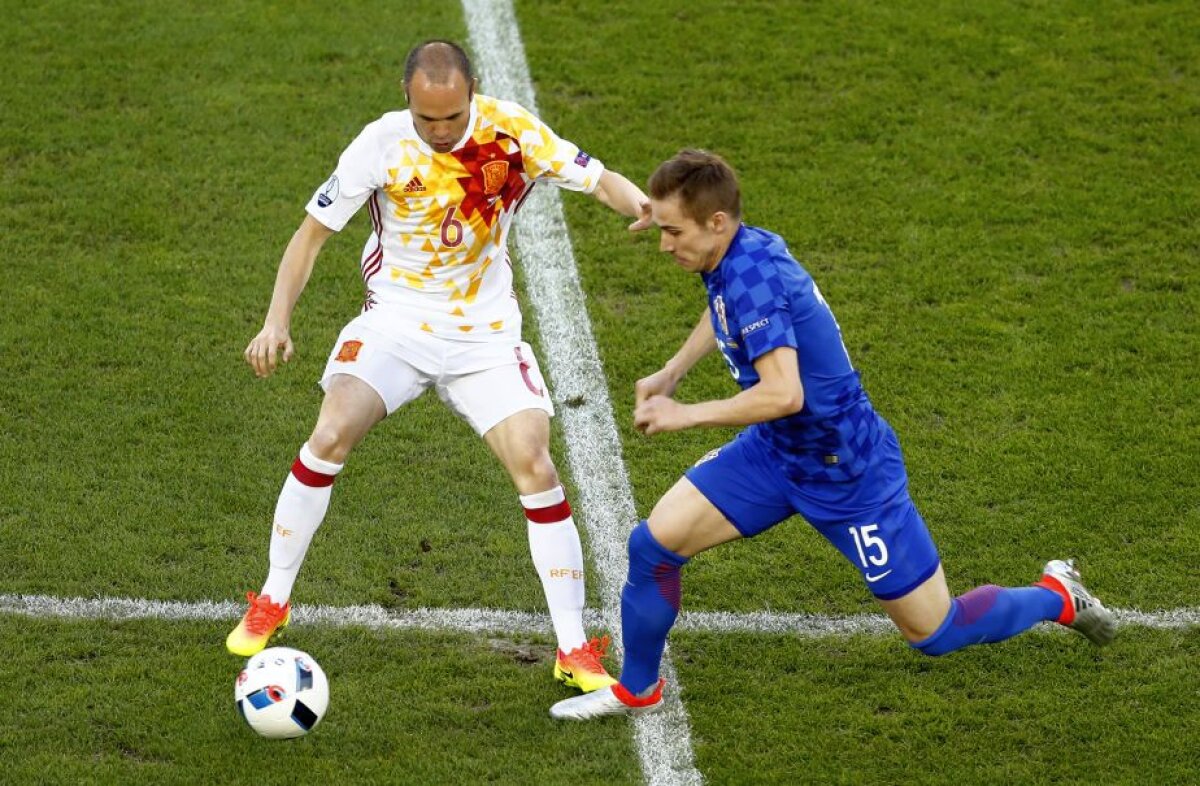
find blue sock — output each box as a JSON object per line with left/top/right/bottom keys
{"left": 913, "top": 585, "right": 1065, "bottom": 656}
{"left": 619, "top": 521, "right": 689, "bottom": 693}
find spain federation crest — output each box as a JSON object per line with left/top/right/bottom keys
{"left": 335, "top": 340, "right": 363, "bottom": 363}
{"left": 482, "top": 160, "right": 509, "bottom": 196}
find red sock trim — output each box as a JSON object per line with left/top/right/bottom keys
{"left": 291, "top": 456, "right": 336, "bottom": 488}
{"left": 1034, "top": 576, "right": 1074, "bottom": 625}
{"left": 524, "top": 499, "right": 572, "bottom": 524}
{"left": 612, "top": 679, "right": 664, "bottom": 707}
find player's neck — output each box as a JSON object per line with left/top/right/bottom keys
{"left": 703, "top": 230, "right": 737, "bottom": 273}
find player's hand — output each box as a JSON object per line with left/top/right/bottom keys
{"left": 628, "top": 201, "right": 653, "bottom": 232}
{"left": 244, "top": 324, "right": 294, "bottom": 378}
{"left": 634, "top": 395, "right": 692, "bottom": 435}
{"left": 635, "top": 367, "right": 679, "bottom": 405}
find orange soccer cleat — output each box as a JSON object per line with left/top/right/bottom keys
{"left": 226, "top": 591, "right": 291, "bottom": 657}
{"left": 554, "top": 635, "right": 619, "bottom": 693}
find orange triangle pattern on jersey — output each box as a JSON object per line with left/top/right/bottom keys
{"left": 361, "top": 95, "right": 596, "bottom": 338}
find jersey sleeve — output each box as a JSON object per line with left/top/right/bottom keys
{"left": 304, "top": 120, "right": 384, "bottom": 231}
{"left": 727, "top": 261, "right": 799, "bottom": 362}
{"left": 509, "top": 104, "right": 605, "bottom": 194}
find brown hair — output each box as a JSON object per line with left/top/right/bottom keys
{"left": 648, "top": 149, "right": 742, "bottom": 224}
{"left": 404, "top": 40, "right": 474, "bottom": 87}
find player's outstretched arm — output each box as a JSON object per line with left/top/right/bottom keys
{"left": 592, "top": 170, "right": 651, "bottom": 229}
{"left": 635, "top": 346, "right": 803, "bottom": 435}
{"left": 245, "top": 215, "right": 335, "bottom": 378}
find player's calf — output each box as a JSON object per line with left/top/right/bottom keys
{"left": 911, "top": 560, "right": 1114, "bottom": 656}
{"left": 618, "top": 521, "right": 688, "bottom": 693}
{"left": 911, "top": 583, "right": 1070, "bottom": 657}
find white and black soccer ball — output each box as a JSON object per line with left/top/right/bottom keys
{"left": 235, "top": 647, "right": 329, "bottom": 739}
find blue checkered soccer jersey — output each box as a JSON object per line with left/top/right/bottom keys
{"left": 700, "top": 224, "right": 883, "bottom": 482}
{"left": 688, "top": 224, "right": 939, "bottom": 598}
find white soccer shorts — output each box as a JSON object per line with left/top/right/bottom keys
{"left": 319, "top": 318, "right": 554, "bottom": 435}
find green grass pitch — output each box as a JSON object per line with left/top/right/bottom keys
{"left": 1, "top": 1, "right": 1196, "bottom": 783}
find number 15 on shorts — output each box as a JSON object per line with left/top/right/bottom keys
{"left": 849, "top": 523, "right": 891, "bottom": 582}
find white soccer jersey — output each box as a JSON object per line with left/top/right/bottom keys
{"left": 305, "top": 94, "right": 605, "bottom": 341}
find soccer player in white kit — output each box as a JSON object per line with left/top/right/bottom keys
{"left": 227, "top": 40, "right": 651, "bottom": 693}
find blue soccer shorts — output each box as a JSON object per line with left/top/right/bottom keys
{"left": 684, "top": 427, "right": 940, "bottom": 601}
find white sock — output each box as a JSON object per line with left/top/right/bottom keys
{"left": 521, "top": 485, "right": 587, "bottom": 652}
{"left": 260, "top": 443, "right": 344, "bottom": 603}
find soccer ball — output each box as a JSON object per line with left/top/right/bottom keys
{"left": 235, "top": 647, "right": 329, "bottom": 739}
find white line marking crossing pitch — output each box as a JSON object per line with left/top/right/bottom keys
{"left": 3, "top": 594, "right": 1198, "bottom": 633}
{"left": 461, "top": 2, "right": 702, "bottom": 785}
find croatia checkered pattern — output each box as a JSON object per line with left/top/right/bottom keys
{"left": 702, "top": 225, "right": 882, "bottom": 481}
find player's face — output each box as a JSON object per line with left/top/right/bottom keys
{"left": 650, "top": 195, "right": 729, "bottom": 273}
{"left": 407, "top": 70, "right": 474, "bottom": 153}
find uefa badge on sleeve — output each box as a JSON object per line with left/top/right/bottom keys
{"left": 316, "top": 175, "right": 339, "bottom": 208}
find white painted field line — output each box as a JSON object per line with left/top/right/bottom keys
{"left": 0, "top": 594, "right": 551, "bottom": 634}
{"left": 678, "top": 607, "right": 1200, "bottom": 634}
{"left": 4, "top": 593, "right": 1198, "bottom": 634}
{"left": 461, "top": 2, "right": 702, "bottom": 785}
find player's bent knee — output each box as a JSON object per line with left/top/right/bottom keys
{"left": 307, "top": 424, "right": 356, "bottom": 464}
{"left": 627, "top": 520, "right": 687, "bottom": 577}
{"left": 530, "top": 453, "right": 559, "bottom": 487}
{"left": 510, "top": 450, "right": 558, "bottom": 491}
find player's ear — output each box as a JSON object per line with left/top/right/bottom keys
{"left": 469, "top": 78, "right": 477, "bottom": 100}
{"left": 709, "top": 211, "right": 730, "bottom": 234}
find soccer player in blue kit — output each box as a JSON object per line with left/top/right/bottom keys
{"left": 551, "top": 149, "right": 1116, "bottom": 720}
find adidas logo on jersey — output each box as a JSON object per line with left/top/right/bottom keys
{"left": 403, "top": 175, "right": 426, "bottom": 194}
